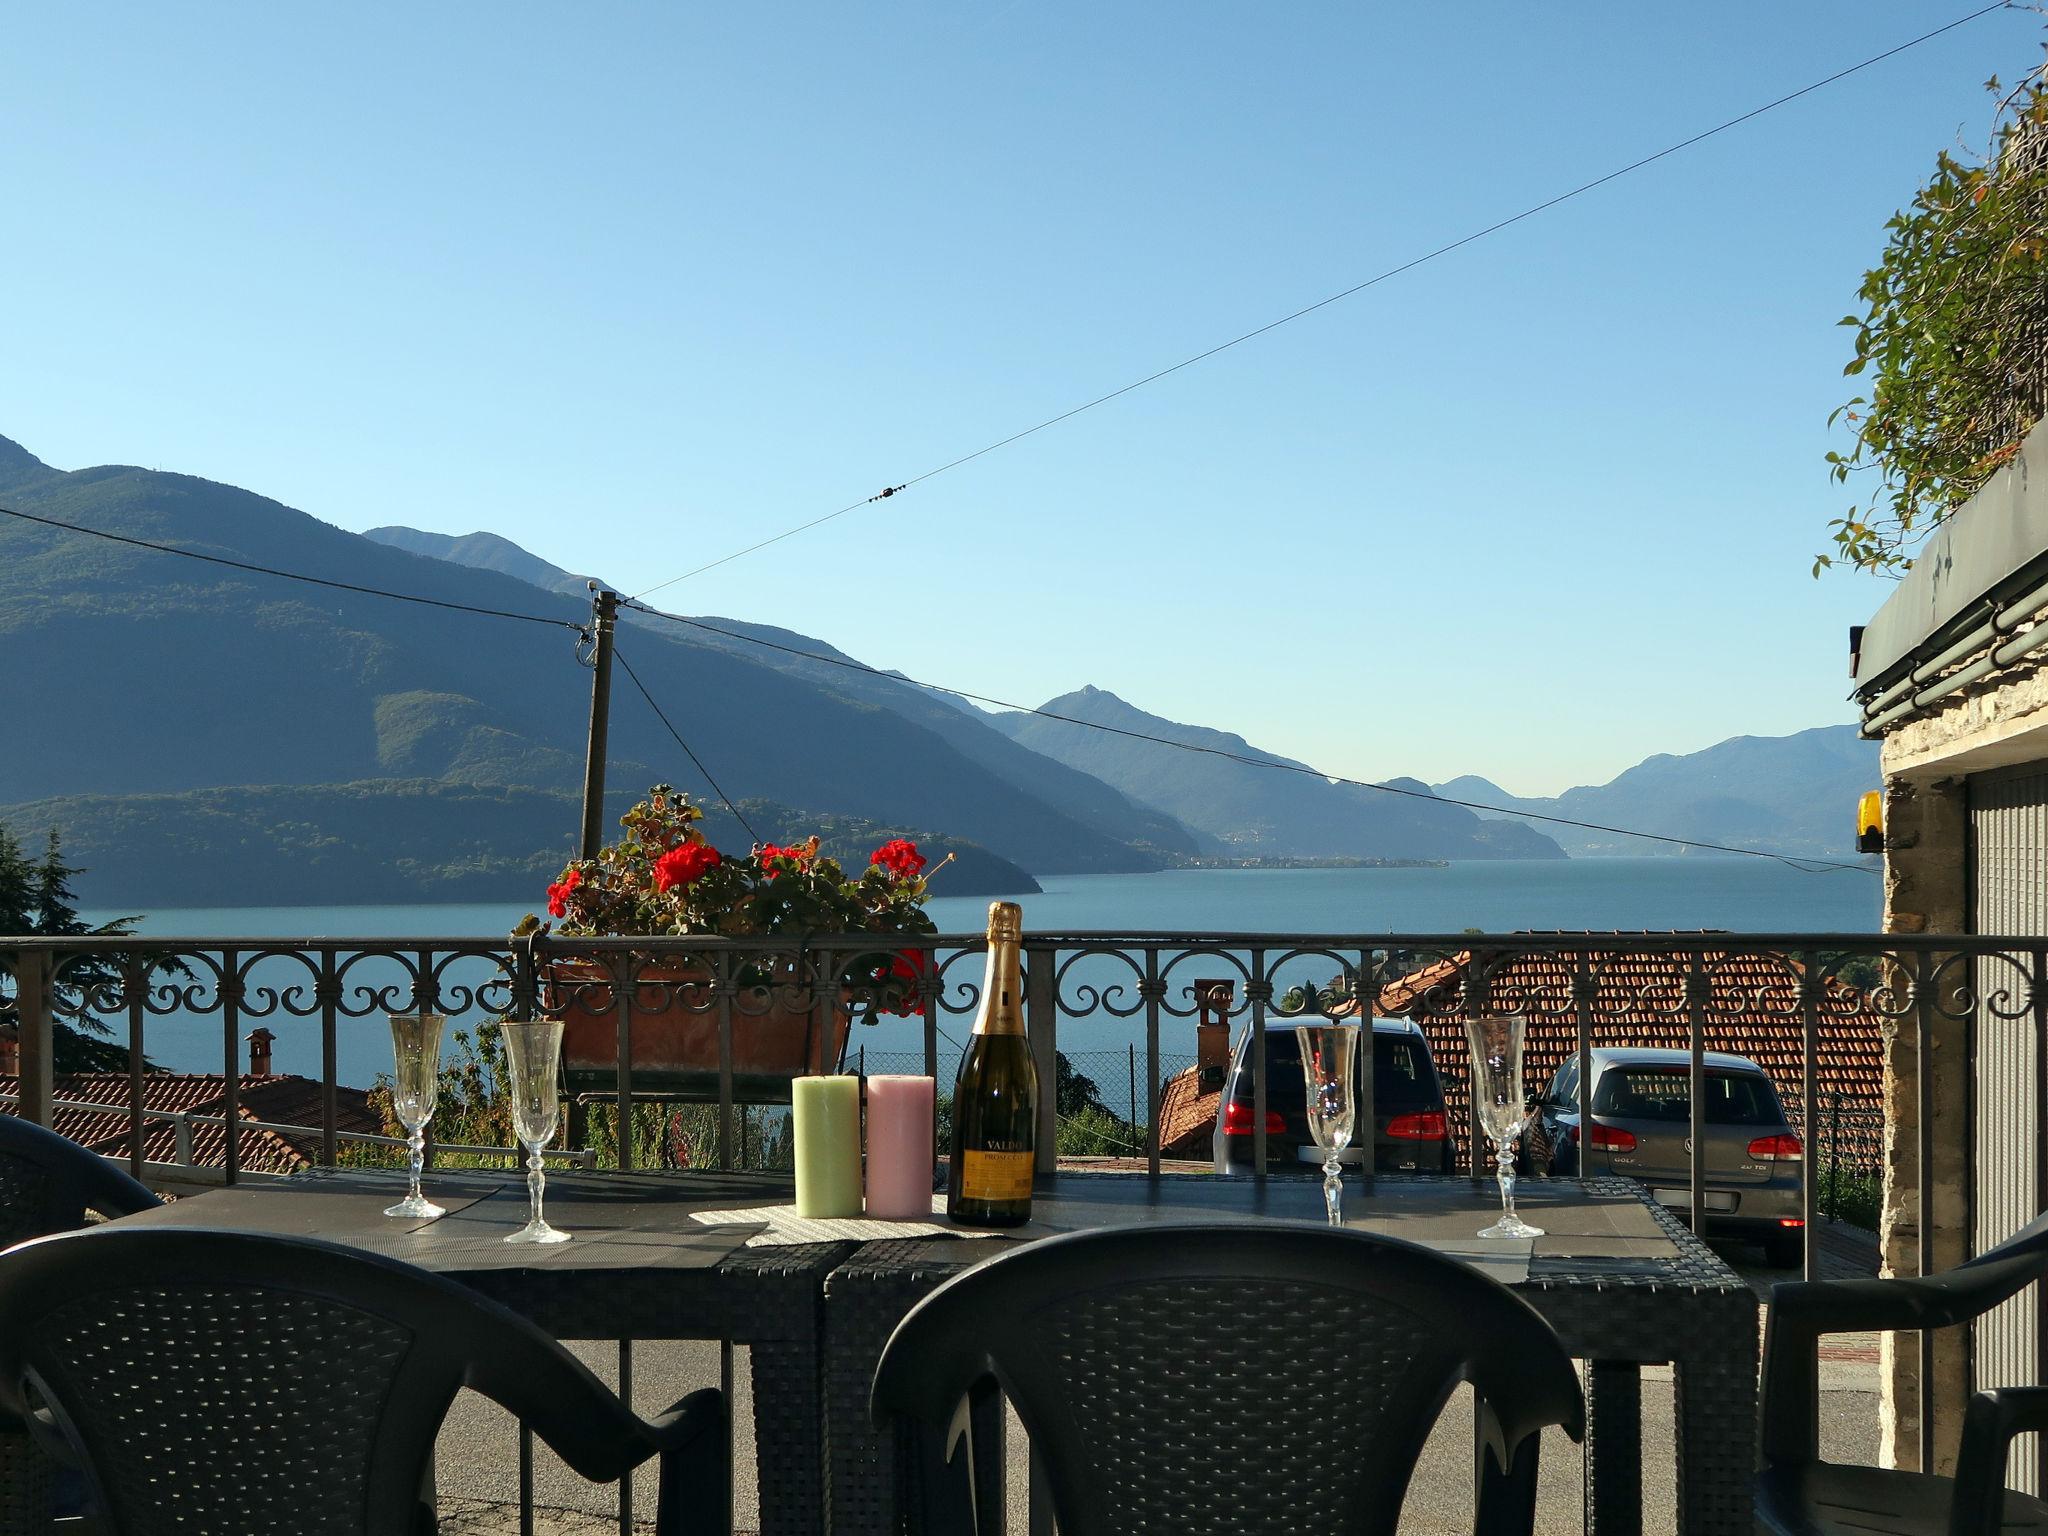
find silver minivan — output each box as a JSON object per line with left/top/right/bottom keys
{"left": 1524, "top": 1046, "right": 1806, "bottom": 1267}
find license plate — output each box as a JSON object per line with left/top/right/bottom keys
{"left": 1653, "top": 1187, "right": 1736, "bottom": 1213}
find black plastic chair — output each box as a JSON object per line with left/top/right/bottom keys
{"left": 870, "top": 1221, "right": 1585, "bottom": 1536}
{"left": 0, "top": 1226, "right": 728, "bottom": 1536}
{"left": 0, "top": 1113, "right": 162, "bottom": 1248}
{"left": 0, "top": 1115, "right": 163, "bottom": 1533}
{"left": 1758, "top": 1211, "right": 2048, "bottom": 1536}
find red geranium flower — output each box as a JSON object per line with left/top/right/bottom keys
{"left": 546, "top": 868, "right": 582, "bottom": 919}
{"left": 885, "top": 947, "right": 931, "bottom": 1017}
{"left": 653, "top": 842, "right": 721, "bottom": 893}
{"left": 756, "top": 843, "right": 796, "bottom": 880}
{"left": 870, "top": 838, "right": 925, "bottom": 879}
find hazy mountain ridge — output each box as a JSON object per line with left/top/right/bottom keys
{"left": 1434, "top": 724, "right": 1880, "bottom": 857}
{"left": 0, "top": 433, "right": 1169, "bottom": 897}
{"left": 991, "top": 686, "right": 1566, "bottom": 861}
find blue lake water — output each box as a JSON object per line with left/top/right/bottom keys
{"left": 86, "top": 857, "right": 1880, "bottom": 1091}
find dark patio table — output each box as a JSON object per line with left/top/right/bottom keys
{"left": 821, "top": 1173, "right": 1757, "bottom": 1536}
{"left": 108, "top": 1167, "right": 857, "bottom": 1536}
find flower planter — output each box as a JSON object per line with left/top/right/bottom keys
{"left": 542, "top": 959, "right": 852, "bottom": 1103}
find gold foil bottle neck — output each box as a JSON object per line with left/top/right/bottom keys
{"left": 985, "top": 901, "right": 1023, "bottom": 943}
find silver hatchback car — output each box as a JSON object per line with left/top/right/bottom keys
{"left": 1523, "top": 1046, "right": 1806, "bottom": 1267}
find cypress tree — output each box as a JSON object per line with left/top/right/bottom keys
{"left": 0, "top": 823, "right": 33, "bottom": 935}
{"left": 2, "top": 821, "right": 137, "bottom": 1070}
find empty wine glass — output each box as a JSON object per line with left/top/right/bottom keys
{"left": 501, "top": 1019, "right": 571, "bottom": 1245}
{"left": 1294, "top": 1020, "right": 1359, "bottom": 1226}
{"left": 1465, "top": 1014, "right": 1544, "bottom": 1239}
{"left": 384, "top": 1013, "right": 447, "bottom": 1220}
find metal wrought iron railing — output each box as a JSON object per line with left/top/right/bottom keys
{"left": 3, "top": 927, "right": 2045, "bottom": 1479}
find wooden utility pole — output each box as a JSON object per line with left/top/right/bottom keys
{"left": 579, "top": 588, "right": 619, "bottom": 859}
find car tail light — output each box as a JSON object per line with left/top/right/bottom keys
{"left": 1748, "top": 1134, "right": 1804, "bottom": 1162}
{"left": 1778, "top": 1218, "right": 1806, "bottom": 1228}
{"left": 1221, "top": 1100, "right": 1286, "bottom": 1137}
{"left": 1589, "top": 1122, "right": 1637, "bottom": 1153}
{"left": 1385, "top": 1111, "right": 1447, "bottom": 1141}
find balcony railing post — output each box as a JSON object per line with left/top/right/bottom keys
{"left": 1356, "top": 948, "right": 1376, "bottom": 1197}
{"left": 1686, "top": 953, "right": 1707, "bottom": 1246}
{"left": 15, "top": 948, "right": 52, "bottom": 1127}
{"left": 1800, "top": 948, "right": 1821, "bottom": 1282}
{"left": 1025, "top": 941, "right": 1057, "bottom": 1176}
{"left": 1141, "top": 948, "right": 1162, "bottom": 1177}
{"left": 1248, "top": 951, "right": 1271, "bottom": 1180}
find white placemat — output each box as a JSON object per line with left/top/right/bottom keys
{"left": 690, "top": 1194, "right": 1051, "bottom": 1247}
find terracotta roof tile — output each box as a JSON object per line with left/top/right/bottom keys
{"left": 1367, "top": 946, "right": 1885, "bottom": 1163}
{"left": 1156, "top": 1067, "right": 1223, "bottom": 1160}
{"left": 0, "top": 1073, "right": 381, "bottom": 1176}
{"left": 1153, "top": 943, "right": 1889, "bottom": 1170}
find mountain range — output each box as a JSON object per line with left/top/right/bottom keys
{"left": 1434, "top": 724, "right": 1879, "bottom": 860}
{"left": 0, "top": 429, "right": 1868, "bottom": 908}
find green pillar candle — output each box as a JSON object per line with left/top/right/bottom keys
{"left": 792, "top": 1074, "right": 862, "bottom": 1218}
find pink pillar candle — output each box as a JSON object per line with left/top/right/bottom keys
{"left": 864, "top": 1074, "right": 937, "bottom": 1219}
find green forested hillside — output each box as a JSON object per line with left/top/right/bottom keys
{"left": 0, "top": 782, "right": 1039, "bottom": 906}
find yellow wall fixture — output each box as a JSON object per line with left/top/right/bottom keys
{"left": 1857, "top": 790, "right": 1884, "bottom": 854}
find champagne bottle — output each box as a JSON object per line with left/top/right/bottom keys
{"left": 946, "top": 900, "right": 1038, "bottom": 1227}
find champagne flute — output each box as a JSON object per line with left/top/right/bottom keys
{"left": 501, "top": 1019, "right": 571, "bottom": 1245}
{"left": 384, "top": 1013, "right": 447, "bottom": 1220}
{"left": 1294, "top": 1020, "right": 1359, "bottom": 1226}
{"left": 1465, "top": 1014, "right": 1544, "bottom": 1239}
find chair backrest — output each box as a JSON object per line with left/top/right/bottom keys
{"left": 0, "top": 1225, "right": 630, "bottom": 1536}
{"left": 0, "top": 1115, "right": 160, "bottom": 1249}
{"left": 871, "top": 1221, "right": 1584, "bottom": 1536}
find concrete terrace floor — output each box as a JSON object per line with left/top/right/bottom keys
{"left": 434, "top": 1221, "right": 1885, "bottom": 1535}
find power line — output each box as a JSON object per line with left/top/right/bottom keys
{"left": 628, "top": 3, "right": 2010, "bottom": 601}
{"left": 624, "top": 599, "right": 1879, "bottom": 875}
{"left": 1, "top": 504, "right": 585, "bottom": 634}
{"left": 613, "top": 645, "right": 761, "bottom": 843}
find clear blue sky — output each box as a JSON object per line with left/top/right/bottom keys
{"left": 4, "top": 4, "right": 2036, "bottom": 795}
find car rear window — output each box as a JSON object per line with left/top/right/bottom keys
{"left": 1591, "top": 1067, "right": 1782, "bottom": 1126}
{"left": 1373, "top": 1035, "right": 1438, "bottom": 1108}
{"left": 1248, "top": 1031, "right": 1439, "bottom": 1109}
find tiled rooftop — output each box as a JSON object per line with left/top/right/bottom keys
{"left": 1152, "top": 943, "right": 1887, "bottom": 1165}
{"left": 0, "top": 1072, "right": 382, "bottom": 1175}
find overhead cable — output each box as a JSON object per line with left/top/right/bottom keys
{"left": 613, "top": 646, "right": 761, "bottom": 843}
{"left": 1, "top": 504, "right": 584, "bottom": 633}
{"left": 624, "top": 599, "right": 1879, "bottom": 876}
{"left": 627, "top": 2, "right": 2009, "bottom": 599}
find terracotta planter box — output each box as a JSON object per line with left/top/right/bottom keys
{"left": 543, "top": 959, "right": 852, "bottom": 1103}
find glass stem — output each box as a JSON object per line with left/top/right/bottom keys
{"left": 527, "top": 1146, "right": 546, "bottom": 1230}
{"left": 1495, "top": 1134, "right": 1518, "bottom": 1222}
{"left": 407, "top": 1124, "right": 426, "bottom": 1204}
{"left": 1323, "top": 1153, "right": 1343, "bottom": 1226}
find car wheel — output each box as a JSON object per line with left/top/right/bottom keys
{"left": 1764, "top": 1233, "right": 1803, "bottom": 1270}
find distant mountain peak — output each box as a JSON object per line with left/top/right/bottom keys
{"left": 0, "top": 433, "right": 51, "bottom": 489}
{"left": 362, "top": 525, "right": 603, "bottom": 598}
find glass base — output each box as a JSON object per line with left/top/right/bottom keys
{"left": 504, "top": 1220, "right": 572, "bottom": 1245}
{"left": 1478, "top": 1214, "right": 1545, "bottom": 1239}
{"left": 384, "top": 1193, "right": 446, "bottom": 1220}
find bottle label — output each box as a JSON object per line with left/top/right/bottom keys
{"left": 959, "top": 1148, "right": 1034, "bottom": 1202}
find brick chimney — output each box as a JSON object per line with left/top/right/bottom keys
{"left": 245, "top": 1027, "right": 276, "bottom": 1077}
{"left": 0, "top": 1024, "right": 17, "bottom": 1076}
{"left": 1195, "top": 979, "right": 1233, "bottom": 1086}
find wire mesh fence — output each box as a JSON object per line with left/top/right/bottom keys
{"left": 854, "top": 1046, "right": 1199, "bottom": 1159}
